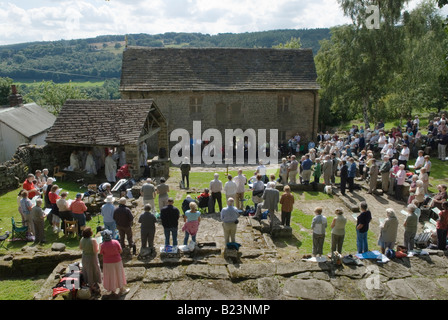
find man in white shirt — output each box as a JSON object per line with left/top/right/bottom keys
{"left": 414, "top": 150, "right": 425, "bottom": 172}
{"left": 209, "top": 173, "right": 223, "bottom": 213}
{"left": 398, "top": 144, "right": 410, "bottom": 169}
{"left": 224, "top": 174, "right": 237, "bottom": 201}
{"left": 233, "top": 169, "right": 247, "bottom": 210}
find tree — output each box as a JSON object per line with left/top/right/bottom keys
{"left": 24, "top": 80, "right": 88, "bottom": 115}
{"left": 0, "top": 77, "right": 13, "bottom": 106}
{"left": 273, "top": 37, "right": 302, "bottom": 49}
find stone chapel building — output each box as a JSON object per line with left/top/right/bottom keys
{"left": 119, "top": 47, "right": 320, "bottom": 155}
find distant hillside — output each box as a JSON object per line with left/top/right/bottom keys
{"left": 0, "top": 29, "right": 330, "bottom": 83}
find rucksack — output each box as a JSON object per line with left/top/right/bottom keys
{"left": 385, "top": 248, "right": 396, "bottom": 259}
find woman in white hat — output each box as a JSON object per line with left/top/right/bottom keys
{"left": 101, "top": 195, "right": 117, "bottom": 239}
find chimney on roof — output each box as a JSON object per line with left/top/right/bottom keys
{"left": 9, "top": 85, "right": 23, "bottom": 108}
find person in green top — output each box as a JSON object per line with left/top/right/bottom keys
{"left": 313, "top": 159, "right": 322, "bottom": 184}
{"left": 404, "top": 204, "right": 419, "bottom": 252}
{"left": 79, "top": 227, "right": 102, "bottom": 295}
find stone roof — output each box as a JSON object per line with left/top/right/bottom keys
{"left": 0, "top": 103, "right": 56, "bottom": 138}
{"left": 120, "top": 47, "right": 320, "bottom": 92}
{"left": 46, "top": 99, "right": 164, "bottom": 146}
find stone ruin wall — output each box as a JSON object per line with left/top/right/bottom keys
{"left": 0, "top": 144, "right": 72, "bottom": 193}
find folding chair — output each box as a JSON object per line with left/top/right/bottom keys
{"left": 0, "top": 231, "right": 10, "bottom": 249}
{"left": 53, "top": 166, "right": 66, "bottom": 181}
{"left": 64, "top": 220, "right": 79, "bottom": 238}
{"left": 198, "top": 195, "right": 210, "bottom": 214}
{"left": 11, "top": 217, "right": 28, "bottom": 241}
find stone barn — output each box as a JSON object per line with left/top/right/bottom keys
{"left": 119, "top": 47, "right": 320, "bottom": 155}
{"left": 45, "top": 99, "right": 169, "bottom": 180}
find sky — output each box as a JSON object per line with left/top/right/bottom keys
{"left": 0, "top": 0, "right": 445, "bottom": 46}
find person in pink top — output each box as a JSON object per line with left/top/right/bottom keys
{"left": 99, "top": 229, "right": 129, "bottom": 296}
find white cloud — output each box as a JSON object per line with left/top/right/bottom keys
{"left": 0, "top": 0, "right": 444, "bottom": 46}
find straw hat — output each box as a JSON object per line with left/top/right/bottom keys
{"left": 105, "top": 195, "right": 115, "bottom": 203}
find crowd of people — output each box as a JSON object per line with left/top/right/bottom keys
{"left": 10, "top": 113, "right": 448, "bottom": 296}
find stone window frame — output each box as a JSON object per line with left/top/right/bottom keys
{"left": 277, "top": 95, "right": 290, "bottom": 113}
{"left": 189, "top": 96, "right": 203, "bottom": 114}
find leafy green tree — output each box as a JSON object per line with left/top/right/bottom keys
{"left": 273, "top": 37, "right": 302, "bottom": 49}
{"left": 0, "top": 77, "right": 13, "bottom": 106}
{"left": 24, "top": 80, "right": 88, "bottom": 115}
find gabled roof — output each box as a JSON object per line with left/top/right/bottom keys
{"left": 46, "top": 99, "right": 164, "bottom": 146}
{"left": 120, "top": 47, "right": 320, "bottom": 92}
{"left": 0, "top": 103, "right": 56, "bottom": 138}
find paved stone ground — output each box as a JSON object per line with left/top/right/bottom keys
{"left": 32, "top": 164, "right": 448, "bottom": 301}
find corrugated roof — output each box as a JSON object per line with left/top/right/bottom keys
{"left": 120, "top": 47, "right": 320, "bottom": 92}
{"left": 0, "top": 103, "right": 56, "bottom": 138}
{"left": 45, "top": 99, "right": 164, "bottom": 146}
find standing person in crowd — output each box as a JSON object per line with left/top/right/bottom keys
{"left": 49, "top": 185, "right": 61, "bottom": 233}
{"left": 367, "top": 158, "right": 379, "bottom": 194}
{"left": 99, "top": 230, "right": 129, "bottom": 296}
{"left": 79, "top": 227, "right": 101, "bottom": 296}
{"left": 105, "top": 151, "right": 117, "bottom": 183}
{"left": 301, "top": 154, "right": 313, "bottom": 185}
{"left": 288, "top": 155, "right": 299, "bottom": 184}
{"left": 356, "top": 201, "right": 372, "bottom": 254}
{"left": 379, "top": 156, "right": 391, "bottom": 193}
{"left": 279, "top": 185, "right": 294, "bottom": 227}
{"left": 313, "top": 158, "right": 322, "bottom": 184}
{"left": 251, "top": 174, "right": 265, "bottom": 210}
{"left": 19, "top": 190, "right": 34, "bottom": 235}
{"left": 311, "top": 207, "right": 327, "bottom": 258}
{"left": 395, "top": 164, "right": 407, "bottom": 201}
{"left": 404, "top": 204, "right": 419, "bottom": 252}
{"left": 113, "top": 197, "right": 134, "bottom": 250}
{"left": 347, "top": 158, "right": 357, "bottom": 193}
{"left": 436, "top": 202, "right": 448, "bottom": 251}
{"left": 339, "top": 160, "right": 348, "bottom": 196}
{"left": 233, "top": 169, "right": 247, "bottom": 210}
{"left": 101, "top": 195, "right": 117, "bottom": 239}
{"left": 160, "top": 198, "right": 180, "bottom": 248}
{"left": 437, "top": 129, "right": 448, "bottom": 161}
{"left": 322, "top": 155, "right": 333, "bottom": 186}
{"left": 180, "top": 157, "right": 191, "bottom": 189}
{"left": 209, "top": 173, "right": 223, "bottom": 213}
{"left": 182, "top": 201, "right": 201, "bottom": 246}
{"left": 414, "top": 150, "right": 425, "bottom": 172}
{"left": 330, "top": 153, "right": 340, "bottom": 185}
{"left": 378, "top": 208, "right": 398, "bottom": 254}
{"left": 31, "top": 198, "right": 46, "bottom": 244}
{"left": 330, "top": 208, "right": 346, "bottom": 255}
{"left": 43, "top": 178, "right": 54, "bottom": 210}
{"left": 398, "top": 144, "right": 410, "bottom": 169}
{"left": 220, "top": 198, "right": 240, "bottom": 245}
{"left": 140, "top": 179, "right": 156, "bottom": 213}
{"left": 70, "top": 193, "right": 88, "bottom": 237}
{"left": 23, "top": 173, "right": 40, "bottom": 199}
{"left": 56, "top": 192, "right": 72, "bottom": 233}
{"left": 388, "top": 159, "right": 399, "bottom": 196}
{"left": 418, "top": 167, "right": 430, "bottom": 196}
{"left": 279, "top": 158, "right": 289, "bottom": 185}
{"left": 138, "top": 204, "right": 157, "bottom": 252}
{"left": 224, "top": 174, "right": 237, "bottom": 201}
{"left": 156, "top": 177, "right": 170, "bottom": 213}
